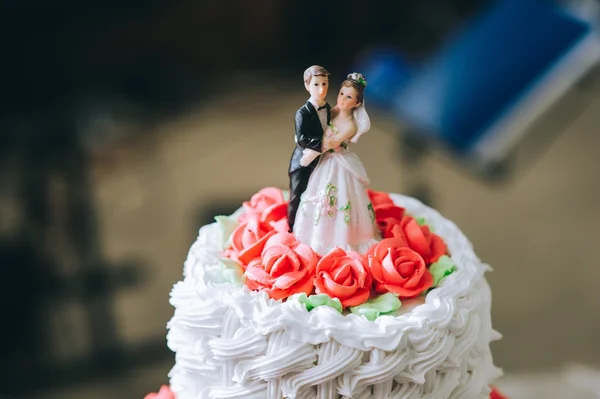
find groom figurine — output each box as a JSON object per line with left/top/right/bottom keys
{"left": 287, "top": 65, "right": 331, "bottom": 232}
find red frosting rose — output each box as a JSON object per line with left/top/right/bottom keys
{"left": 367, "top": 189, "right": 394, "bottom": 204}
{"left": 390, "top": 216, "right": 446, "bottom": 264}
{"left": 144, "top": 385, "right": 175, "bottom": 399}
{"left": 367, "top": 189, "right": 405, "bottom": 239}
{"left": 244, "top": 232, "right": 318, "bottom": 300}
{"left": 241, "top": 187, "right": 285, "bottom": 222}
{"left": 367, "top": 189, "right": 405, "bottom": 221}
{"left": 367, "top": 238, "right": 433, "bottom": 298}
{"left": 378, "top": 217, "right": 404, "bottom": 239}
{"left": 490, "top": 387, "right": 508, "bottom": 399}
{"left": 225, "top": 216, "right": 276, "bottom": 267}
{"left": 259, "top": 201, "right": 289, "bottom": 232}
{"left": 314, "top": 248, "right": 372, "bottom": 308}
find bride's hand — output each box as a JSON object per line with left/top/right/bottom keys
{"left": 324, "top": 126, "right": 335, "bottom": 138}
{"left": 300, "top": 153, "right": 311, "bottom": 167}
{"left": 322, "top": 137, "right": 340, "bottom": 151}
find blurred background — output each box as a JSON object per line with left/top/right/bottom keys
{"left": 1, "top": 0, "right": 600, "bottom": 398}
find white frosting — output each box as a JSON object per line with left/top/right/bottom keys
{"left": 167, "top": 194, "right": 502, "bottom": 399}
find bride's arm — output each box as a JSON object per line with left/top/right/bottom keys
{"left": 321, "top": 126, "right": 340, "bottom": 151}
{"left": 320, "top": 106, "right": 340, "bottom": 151}
{"left": 333, "top": 123, "right": 357, "bottom": 144}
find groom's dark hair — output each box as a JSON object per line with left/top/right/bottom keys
{"left": 303, "top": 65, "right": 330, "bottom": 85}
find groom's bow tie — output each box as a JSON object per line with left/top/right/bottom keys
{"left": 317, "top": 103, "right": 330, "bottom": 111}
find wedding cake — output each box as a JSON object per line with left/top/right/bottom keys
{"left": 163, "top": 187, "right": 504, "bottom": 399}
{"left": 144, "top": 67, "right": 506, "bottom": 399}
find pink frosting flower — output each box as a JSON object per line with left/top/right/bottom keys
{"left": 144, "top": 385, "right": 175, "bottom": 399}
{"left": 238, "top": 187, "right": 289, "bottom": 232}
{"left": 259, "top": 201, "right": 289, "bottom": 232}
{"left": 240, "top": 187, "right": 285, "bottom": 222}
{"left": 245, "top": 232, "right": 318, "bottom": 300}
{"left": 314, "top": 248, "right": 372, "bottom": 308}
{"left": 225, "top": 216, "right": 276, "bottom": 267}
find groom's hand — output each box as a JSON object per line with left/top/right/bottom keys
{"left": 300, "top": 149, "right": 320, "bottom": 166}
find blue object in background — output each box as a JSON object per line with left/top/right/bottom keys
{"left": 353, "top": 49, "right": 413, "bottom": 110}
{"left": 360, "top": 0, "right": 600, "bottom": 167}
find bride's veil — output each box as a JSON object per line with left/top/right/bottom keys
{"left": 351, "top": 99, "right": 371, "bottom": 143}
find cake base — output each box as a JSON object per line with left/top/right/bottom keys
{"left": 165, "top": 193, "right": 502, "bottom": 399}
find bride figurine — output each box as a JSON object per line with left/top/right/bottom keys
{"left": 293, "top": 72, "right": 379, "bottom": 255}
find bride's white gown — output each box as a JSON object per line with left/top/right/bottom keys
{"left": 293, "top": 134, "right": 380, "bottom": 256}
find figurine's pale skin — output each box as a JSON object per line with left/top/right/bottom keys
{"left": 306, "top": 75, "right": 328, "bottom": 107}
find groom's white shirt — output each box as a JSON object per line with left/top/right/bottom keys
{"left": 309, "top": 98, "right": 329, "bottom": 134}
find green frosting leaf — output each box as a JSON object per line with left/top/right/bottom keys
{"left": 293, "top": 293, "right": 343, "bottom": 314}
{"left": 350, "top": 304, "right": 380, "bottom": 321}
{"left": 214, "top": 215, "right": 239, "bottom": 248}
{"left": 429, "top": 255, "right": 457, "bottom": 287}
{"left": 350, "top": 293, "right": 402, "bottom": 321}
{"left": 293, "top": 292, "right": 308, "bottom": 302}
{"left": 282, "top": 189, "right": 290, "bottom": 201}
{"left": 216, "top": 258, "right": 245, "bottom": 286}
{"left": 414, "top": 216, "right": 436, "bottom": 232}
{"left": 369, "top": 293, "right": 402, "bottom": 314}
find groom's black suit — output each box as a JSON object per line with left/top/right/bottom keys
{"left": 287, "top": 101, "right": 331, "bottom": 231}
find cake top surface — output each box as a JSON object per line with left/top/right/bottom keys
{"left": 173, "top": 190, "right": 492, "bottom": 352}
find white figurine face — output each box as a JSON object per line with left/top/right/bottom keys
{"left": 337, "top": 86, "right": 360, "bottom": 110}
{"left": 305, "top": 75, "right": 329, "bottom": 101}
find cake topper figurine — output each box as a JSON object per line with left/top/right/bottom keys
{"left": 291, "top": 70, "right": 378, "bottom": 255}
{"left": 287, "top": 65, "right": 331, "bottom": 232}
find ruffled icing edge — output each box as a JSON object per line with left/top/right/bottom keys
{"left": 174, "top": 194, "right": 500, "bottom": 353}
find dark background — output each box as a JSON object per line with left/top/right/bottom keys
{"left": 1, "top": 1, "right": 599, "bottom": 398}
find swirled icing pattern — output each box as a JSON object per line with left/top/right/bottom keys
{"left": 167, "top": 194, "right": 502, "bottom": 398}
